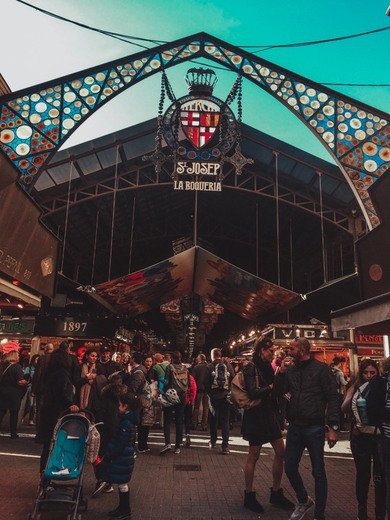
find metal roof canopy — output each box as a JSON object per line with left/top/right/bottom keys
{"left": 30, "top": 119, "right": 362, "bottom": 305}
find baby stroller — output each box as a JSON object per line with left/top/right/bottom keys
{"left": 29, "top": 410, "right": 100, "bottom": 520}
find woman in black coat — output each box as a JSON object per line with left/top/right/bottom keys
{"left": 242, "top": 337, "right": 294, "bottom": 513}
{"left": 0, "top": 350, "right": 28, "bottom": 438}
{"left": 39, "top": 348, "right": 79, "bottom": 472}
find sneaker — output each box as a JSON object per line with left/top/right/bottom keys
{"left": 185, "top": 435, "right": 191, "bottom": 447}
{"left": 104, "top": 484, "right": 114, "bottom": 493}
{"left": 208, "top": 441, "right": 216, "bottom": 448}
{"left": 289, "top": 497, "right": 315, "bottom": 520}
{"left": 174, "top": 448, "right": 181, "bottom": 454}
{"left": 222, "top": 446, "right": 230, "bottom": 455}
{"left": 270, "top": 488, "right": 294, "bottom": 510}
{"left": 137, "top": 448, "right": 150, "bottom": 453}
{"left": 29, "top": 420, "right": 35, "bottom": 425}
{"left": 91, "top": 480, "right": 108, "bottom": 498}
{"left": 159, "top": 444, "right": 171, "bottom": 455}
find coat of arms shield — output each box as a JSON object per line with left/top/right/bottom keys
{"left": 180, "top": 98, "right": 220, "bottom": 149}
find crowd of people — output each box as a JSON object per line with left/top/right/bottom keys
{"left": 1, "top": 337, "right": 390, "bottom": 520}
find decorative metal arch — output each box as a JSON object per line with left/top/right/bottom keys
{"left": 0, "top": 32, "right": 388, "bottom": 230}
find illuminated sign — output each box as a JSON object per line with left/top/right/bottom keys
{"left": 0, "top": 319, "right": 35, "bottom": 336}
{"left": 144, "top": 68, "right": 253, "bottom": 191}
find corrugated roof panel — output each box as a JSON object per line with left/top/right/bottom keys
{"left": 122, "top": 135, "right": 159, "bottom": 161}
{"left": 34, "top": 172, "right": 55, "bottom": 191}
{"left": 331, "top": 184, "right": 355, "bottom": 204}
{"left": 290, "top": 163, "right": 316, "bottom": 183}
{"left": 312, "top": 174, "right": 340, "bottom": 194}
{"left": 77, "top": 154, "right": 101, "bottom": 175}
{"left": 277, "top": 155, "right": 297, "bottom": 176}
{"left": 46, "top": 164, "right": 79, "bottom": 184}
{"left": 97, "top": 147, "right": 122, "bottom": 168}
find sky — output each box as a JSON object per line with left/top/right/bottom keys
{"left": 1, "top": 0, "right": 390, "bottom": 163}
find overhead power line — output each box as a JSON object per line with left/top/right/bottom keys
{"left": 243, "top": 25, "right": 390, "bottom": 52}
{"left": 15, "top": 0, "right": 390, "bottom": 88}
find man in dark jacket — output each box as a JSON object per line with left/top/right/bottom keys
{"left": 206, "top": 348, "right": 235, "bottom": 454}
{"left": 97, "top": 345, "right": 118, "bottom": 379}
{"left": 273, "top": 338, "right": 340, "bottom": 520}
{"left": 191, "top": 353, "right": 210, "bottom": 430}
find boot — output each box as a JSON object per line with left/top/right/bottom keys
{"left": 244, "top": 491, "right": 264, "bottom": 513}
{"left": 357, "top": 504, "right": 368, "bottom": 520}
{"left": 270, "top": 488, "right": 294, "bottom": 510}
{"left": 109, "top": 490, "right": 131, "bottom": 519}
{"left": 108, "top": 490, "right": 121, "bottom": 518}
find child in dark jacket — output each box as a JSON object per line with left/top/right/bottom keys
{"left": 96, "top": 392, "right": 139, "bottom": 520}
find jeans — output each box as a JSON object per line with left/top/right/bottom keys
{"left": 209, "top": 398, "right": 230, "bottom": 449}
{"left": 285, "top": 424, "right": 327, "bottom": 520}
{"left": 163, "top": 403, "right": 185, "bottom": 449}
{"left": 137, "top": 424, "right": 150, "bottom": 450}
{"left": 192, "top": 392, "right": 209, "bottom": 429}
{"left": 351, "top": 432, "right": 386, "bottom": 517}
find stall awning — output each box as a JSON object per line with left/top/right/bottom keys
{"left": 91, "top": 246, "right": 302, "bottom": 321}
{"left": 330, "top": 292, "right": 390, "bottom": 334}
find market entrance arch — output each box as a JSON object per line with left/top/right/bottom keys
{"left": 0, "top": 33, "right": 389, "bottom": 231}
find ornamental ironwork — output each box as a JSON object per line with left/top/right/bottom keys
{"left": 0, "top": 33, "right": 388, "bottom": 228}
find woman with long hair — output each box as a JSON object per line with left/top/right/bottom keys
{"left": 242, "top": 337, "right": 294, "bottom": 513}
{"left": 75, "top": 348, "right": 107, "bottom": 420}
{"left": 342, "top": 358, "right": 385, "bottom": 520}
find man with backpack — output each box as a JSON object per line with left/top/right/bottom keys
{"left": 206, "top": 348, "right": 235, "bottom": 454}
{"left": 160, "top": 350, "right": 189, "bottom": 455}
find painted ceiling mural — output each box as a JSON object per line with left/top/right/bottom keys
{"left": 0, "top": 33, "right": 388, "bottom": 229}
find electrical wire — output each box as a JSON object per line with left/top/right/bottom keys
{"left": 15, "top": 0, "right": 166, "bottom": 49}
{"left": 244, "top": 25, "right": 390, "bottom": 53}
{"left": 15, "top": 0, "right": 390, "bottom": 88}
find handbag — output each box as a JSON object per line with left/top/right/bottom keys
{"left": 230, "top": 370, "right": 261, "bottom": 410}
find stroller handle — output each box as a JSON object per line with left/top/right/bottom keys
{"left": 59, "top": 408, "right": 96, "bottom": 423}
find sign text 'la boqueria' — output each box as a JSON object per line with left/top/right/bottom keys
{"left": 174, "top": 161, "right": 222, "bottom": 191}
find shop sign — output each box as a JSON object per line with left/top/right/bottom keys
{"left": 53, "top": 318, "right": 91, "bottom": 337}
{"left": 355, "top": 333, "right": 383, "bottom": 345}
{"left": 0, "top": 318, "right": 35, "bottom": 335}
{"left": 357, "top": 347, "right": 384, "bottom": 356}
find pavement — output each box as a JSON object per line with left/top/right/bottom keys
{"left": 0, "top": 422, "right": 369, "bottom": 520}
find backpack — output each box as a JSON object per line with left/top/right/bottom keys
{"left": 133, "top": 369, "right": 153, "bottom": 409}
{"left": 211, "top": 361, "right": 230, "bottom": 391}
{"left": 351, "top": 382, "right": 379, "bottom": 435}
{"left": 166, "top": 364, "right": 189, "bottom": 403}
{"left": 230, "top": 370, "right": 261, "bottom": 410}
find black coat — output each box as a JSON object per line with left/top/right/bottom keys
{"left": 39, "top": 366, "right": 75, "bottom": 444}
{"left": 97, "top": 410, "right": 139, "bottom": 484}
{"left": 241, "top": 360, "right": 280, "bottom": 441}
{"left": 273, "top": 358, "right": 340, "bottom": 428}
{"left": 0, "top": 362, "right": 25, "bottom": 411}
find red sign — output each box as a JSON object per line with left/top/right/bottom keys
{"left": 355, "top": 333, "right": 383, "bottom": 345}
